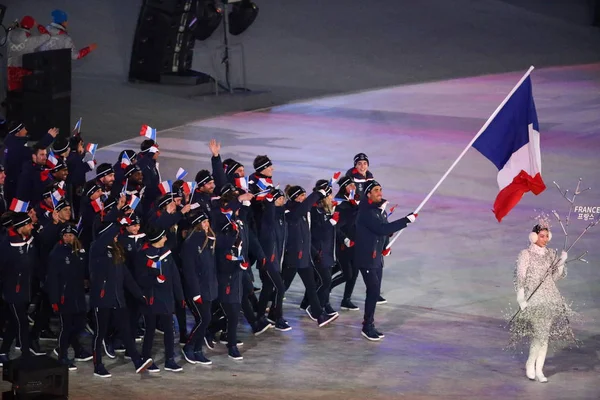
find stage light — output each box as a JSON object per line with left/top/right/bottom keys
{"left": 228, "top": 0, "right": 258, "bottom": 36}
{"left": 193, "top": 0, "right": 222, "bottom": 41}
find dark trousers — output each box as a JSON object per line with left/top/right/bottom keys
{"left": 58, "top": 312, "right": 85, "bottom": 360}
{"left": 93, "top": 307, "right": 140, "bottom": 366}
{"left": 186, "top": 300, "right": 212, "bottom": 352}
{"left": 175, "top": 303, "right": 187, "bottom": 342}
{"left": 0, "top": 302, "right": 30, "bottom": 356}
{"left": 221, "top": 303, "right": 241, "bottom": 348}
{"left": 241, "top": 271, "right": 257, "bottom": 326}
{"left": 257, "top": 267, "right": 285, "bottom": 320}
{"left": 126, "top": 295, "right": 141, "bottom": 340}
{"left": 360, "top": 268, "right": 383, "bottom": 326}
{"left": 315, "top": 266, "right": 332, "bottom": 308}
{"left": 282, "top": 264, "right": 297, "bottom": 291}
{"left": 31, "top": 290, "right": 52, "bottom": 338}
{"left": 331, "top": 251, "right": 359, "bottom": 300}
{"left": 297, "top": 268, "right": 323, "bottom": 318}
{"left": 143, "top": 313, "right": 175, "bottom": 361}
{"left": 207, "top": 301, "right": 226, "bottom": 335}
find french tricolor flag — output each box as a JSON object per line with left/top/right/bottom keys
{"left": 128, "top": 195, "right": 141, "bottom": 211}
{"left": 140, "top": 125, "right": 157, "bottom": 140}
{"left": 234, "top": 176, "right": 248, "bottom": 191}
{"left": 121, "top": 152, "right": 132, "bottom": 169}
{"left": 183, "top": 181, "right": 197, "bottom": 195}
{"left": 51, "top": 190, "right": 62, "bottom": 208}
{"left": 473, "top": 75, "right": 546, "bottom": 222}
{"left": 158, "top": 180, "right": 172, "bottom": 195}
{"left": 86, "top": 143, "right": 98, "bottom": 158}
{"left": 9, "top": 198, "right": 29, "bottom": 212}
{"left": 91, "top": 198, "right": 103, "bottom": 213}
{"left": 46, "top": 151, "right": 58, "bottom": 169}
{"left": 176, "top": 167, "right": 188, "bottom": 180}
{"left": 73, "top": 117, "right": 82, "bottom": 133}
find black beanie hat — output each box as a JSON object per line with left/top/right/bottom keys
{"left": 337, "top": 175, "right": 354, "bottom": 191}
{"left": 13, "top": 212, "right": 32, "bottom": 229}
{"left": 253, "top": 155, "right": 272, "bottom": 173}
{"left": 96, "top": 163, "right": 114, "bottom": 179}
{"left": 286, "top": 185, "right": 305, "bottom": 201}
{"left": 195, "top": 170, "right": 213, "bottom": 187}
{"left": 146, "top": 226, "right": 166, "bottom": 243}
{"left": 364, "top": 180, "right": 381, "bottom": 195}
{"left": 52, "top": 138, "right": 70, "bottom": 154}
{"left": 354, "top": 153, "right": 369, "bottom": 166}
{"left": 314, "top": 179, "right": 332, "bottom": 196}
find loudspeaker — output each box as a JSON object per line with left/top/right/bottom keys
{"left": 22, "top": 50, "right": 71, "bottom": 93}
{"left": 21, "top": 92, "right": 71, "bottom": 141}
{"left": 129, "top": 0, "right": 200, "bottom": 83}
{"left": 2, "top": 356, "right": 68, "bottom": 399}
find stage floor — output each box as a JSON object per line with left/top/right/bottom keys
{"left": 4, "top": 64, "right": 600, "bottom": 399}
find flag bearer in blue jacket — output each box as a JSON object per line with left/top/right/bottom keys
{"left": 354, "top": 181, "right": 417, "bottom": 341}
{"left": 0, "top": 213, "right": 45, "bottom": 364}
{"left": 135, "top": 225, "right": 185, "bottom": 373}
{"left": 284, "top": 184, "right": 339, "bottom": 328}
{"left": 256, "top": 188, "right": 291, "bottom": 331}
{"left": 180, "top": 211, "right": 218, "bottom": 365}
{"left": 89, "top": 197, "right": 152, "bottom": 377}
{"left": 46, "top": 224, "right": 93, "bottom": 370}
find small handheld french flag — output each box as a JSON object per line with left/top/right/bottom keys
{"left": 140, "top": 125, "right": 157, "bottom": 141}
{"left": 158, "top": 180, "right": 172, "bottom": 195}
{"left": 91, "top": 198, "right": 103, "bottom": 213}
{"left": 183, "top": 181, "right": 197, "bottom": 195}
{"left": 128, "top": 195, "right": 141, "bottom": 211}
{"left": 46, "top": 151, "right": 58, "bottom": 169}
{"left": 176, "top": 167, "right": 188, "bottom": 180}
{"left": 120, "top": 152, "right": 132, "bottom": 169}
{"left": 387, "top": 204, "right": 397, "bottom": 218}
{"left": 73, "top": 118, "right": 82, "bottom": 134}
{"left": 51, "top": 190, "right": 62, "bottom": 208}
{"left": 85, "top": 143, "right": 98, "bottom": 158}
{"left": 330, "top": 171, "right": 342, "bottom": 186}
{"left": 9, "top": 198, "right": 29, "bottom": 212}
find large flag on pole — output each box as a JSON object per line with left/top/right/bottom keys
{"left": 473, "top": 75, "right": 546, "bottom": 222}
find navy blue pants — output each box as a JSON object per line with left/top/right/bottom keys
{"left": 186, "top": 300, "right": 212, "bottom": 352}
{"left": 360, "top": 268, "right": 383, "bottom": 327}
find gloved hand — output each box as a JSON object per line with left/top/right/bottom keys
{"left": 406, "top": 213, "right": 418, "bottom": 223}
{"left": 317, "top": 189, "right": 328, "bottom": 198}
{"left": 517, "top": 288, "right": 528, "bottom": 311}
{"left": 560, "top": 250, "right": 568, "bottom": 262}
{"left": 329, "top": 212, "right": 340, "bottom": 226}
{"left": 382, "top": 248, "right": 391, "bottom": 257}
{"left": 193, "top": 295, "right": 203, "bottom": 304}
{"left": 180, "top": 300, "right": 186, "bottom": 309}
{"left": 344, "top": 238, "right": 355, "bottom": 248}
{"left": 52, "top": 304, "right": 59, "bottom": 313}
{"left": 157, "top": 274, "right": 166, "bottom": 284}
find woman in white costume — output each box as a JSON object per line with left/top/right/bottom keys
{"left": 511, "top": 223, "right": 576, "bottom": 383}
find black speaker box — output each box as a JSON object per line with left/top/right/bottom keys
{"left": 129, "top": 3, "right": 197, "bottom": 83}
{"left": 146, "top": 0, "right": 194, "bottom": 15}
{"left": 2, "top": 356, "right": 68, "bottom": 399}
{"left": 21, "top": 93, "right": 71, "bottom": 141}
{"left": 22, "top": 50, "right": 71, "bottom": 93}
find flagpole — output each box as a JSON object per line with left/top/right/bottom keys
{"left": 386, "top": 66, "right": 535, "bottom": 250}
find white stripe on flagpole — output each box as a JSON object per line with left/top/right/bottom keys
{"left": 386, "top": 65, "right": 535, "bottom": 250}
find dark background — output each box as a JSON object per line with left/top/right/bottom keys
{"left": 2, "top": 0, "right": 599, "bottom": 146}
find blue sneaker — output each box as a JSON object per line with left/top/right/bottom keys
{"left": 164, "top": 358, "right": 183, "bottom": 372}
{"left": 182, "top": 346, "right": 197, "bottom": 364}
{"left": 147, "top": 362, "right": 160, "bottom": 373}
{"left": 361, "top": 325, "right": 381, "bottom": 342}
{"left": 0, "top": 354, "right": 9, "bottom": 367}
{"left": 134, "top": 357, "right": 153, "bottom": 373}
{"left": 194, "top": 351, "right": 212, "bottom": 365}
{"left": 102, "top": 340, "right": 116, "bottom": 359}
{"left": 228, "top": 346, "right": 243, "bottom": 361}
{"left": 94, "top": 364, "right": 111, "bottom": 378}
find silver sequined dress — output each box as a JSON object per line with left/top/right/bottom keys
{"left": 509, "top": 244, "right": 577, "bottom": 346}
